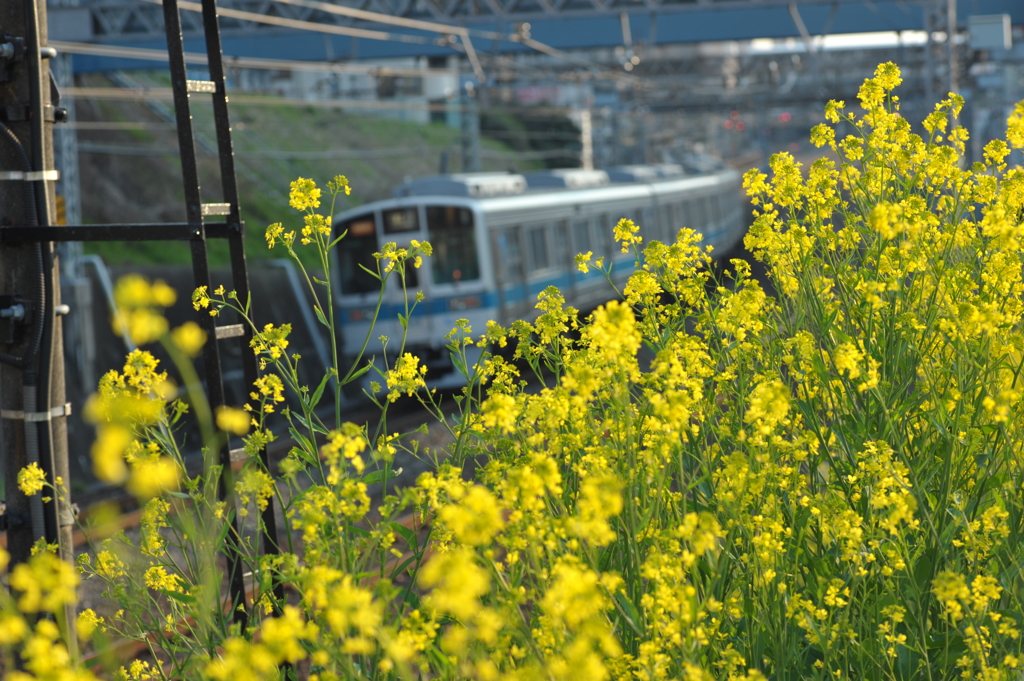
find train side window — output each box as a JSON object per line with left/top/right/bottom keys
{"left": 660, "top": 205, "right": 672, "bottom": 242}
{"left": 498, "top": 228, "right": 524, "bottom": 281}
{"left": 693, "top": 197, "right": 708, "bottom": 229}
{"left": 553, "top": 221, "right": 570, "bottom": 267}
{"left": 720, "top": 194, "right": 734, "bottom": 222}
{"left": 708, "top": 194, "right": 720, "bottom": 224}
{"left": 528, "top": 225, "right": 549, "bottom": 272}
{"left": 383, "top": 207, "right": 419, "bottom": 234}
{"left": 667, "top": 204, "right": 680, "bottom": 241}
{"left": 337, "top": 214, "right": 379, "bottom": 295}
{"left": 640, "top": 208, "right": 655, "bottom": 241}
{"left": 401, "top": 259, "right": 419, "bottom": 287}
{"left": 572, "top": 218, "right": 591, "bottom": 255}
{"left": 427, "top": 205, "right": 480, "bottom": 284}
{"left": 592, "top": 215, "right": 611, "bottom": 257}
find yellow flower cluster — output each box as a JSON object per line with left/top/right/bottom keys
{"left": 49, "top": 73, "right": 1024, "bottom": 681}
{"left": 385, "top": 352, "right": 427, "bottom": 401}
{"left": 111, "top": 274, "right": 175, "bottom": 345}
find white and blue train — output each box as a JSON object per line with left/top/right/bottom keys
{"left": 331, "top": 164, "right": 746, "bottom": 386}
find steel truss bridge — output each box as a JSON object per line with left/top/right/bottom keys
{"left": 51, "top": 0, "right": 1022, "bottom": 66}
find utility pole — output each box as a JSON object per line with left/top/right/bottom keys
{"left": 576, "top": 108, "right": 593, "bottom": 170}
{"left": 0, "top": 0, "right": 76, "bottom": 645}
{"left": 460, "top": 81, "right": 480, "bottom": 173}
{"left": 924, "top": 0, "right": 958, "bottom": 106}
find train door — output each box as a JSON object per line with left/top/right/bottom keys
{"left": 706, "top": 193, "right": 721, "bottom": 240}
{"left": 570, "top": 216, "right": 594, "bottom": 295}
{"left": 641, "top": 207, "right": 656, "bottom": 244}
{"left": 658, "top": 204, "right": 672, "bottom": 243}
{"left": 552, "top": 220, "right": 571, "bottom": 294}
{"left": 693, "top": 196, "right": 709, "bottom": 234}
{"left": 336, "top": 211, "right": 383, "bottom": 358}
{"left": 491, "top": 226, "right": 527, "bottom": 323}
{"left": 525, "top": 221, "right": 555, "bottom": 300}
{"left": 593, "top": 213, "right": 612, "bottom": 261}
{"left": 382, "top": 205, "right": 430, "bottom": 347}
{"left": 424, "top": 204, "right": 486, "bottom": 360}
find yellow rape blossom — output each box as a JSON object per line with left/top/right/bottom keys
{"left": 170, "top": 320, "right": 207, "bottom": 357}
{"left": 386, "top": 353, "right": 427, "bottom": 401}
{"left": 289, "top": 176, "right": 321, "bottom": 211}
{"left": 216, "top": 405, "right": 250, "bottom": 436}
{"left": 17, "top": 462, "right": 46, "bottom": 496}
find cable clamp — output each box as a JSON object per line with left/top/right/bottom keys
{"left": 1, "top": 402, "right": 72, "bottom": 422}
{"left": 0, "top": 170, "right": 60, "bottom": 181}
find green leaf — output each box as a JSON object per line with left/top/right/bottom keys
{"left": 913, "top": 548, "right": 935, "bottom": 595}
{"left": 450, "top": 351, "right": 467, "bottom": 377}
{"left": 160, "top": 589, "right": 196, "bottom": 605}
{"left": 309, "top": 371, "right": 333, "bottom": 409}
{"left": 389, "top": 555, "right": 419, "bottom": 579}
{"left": 363, "top": 469, "right": 400, "bottom": 486}
{"left": 396, "top": 588, "right": 422, "bottom": 610}
{"left": 288, "top": 427, "right": 314, "bottom": 452}
{"left": 388, "top": 520, "right": 418, "bottom": 549}
{"left": 347, "top": 525, "right": 372, "bottom": 538}
{"left": 358, "top": 263, "right": 381, "bottom": 281}
{"left": 613, "top": 592, "right": 643, "bottom": 635}
{"left": 293, "top": 413, "right": 330, "bottom": 437}
{"left": 314, "top": 306, "right": 328, "bottom": 327}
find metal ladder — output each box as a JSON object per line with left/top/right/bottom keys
{"left": 4, "top": 0, "right": 283, "bottom": 628}
{"left": 162, "top": 0, "right": 284, "bottom": 627}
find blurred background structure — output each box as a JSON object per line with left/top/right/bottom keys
{"left": 45, "top": 0, "right": 1023, "bottom": 244}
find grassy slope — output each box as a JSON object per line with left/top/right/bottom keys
{"left": 76, "top": 71, "right": 539, "bottom": 266}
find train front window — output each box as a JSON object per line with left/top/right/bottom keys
{"left": 337, "top": 214, "right": 379, "bottom": 295}
{"left": 383, "top": 207, "right": 419, "bottom": 234}
{"left": 427, "top": 205, "right": 479, "bottom": 284}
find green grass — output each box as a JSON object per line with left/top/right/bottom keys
{"left": 78, "top": 70, "right": 543, "bottom": 268}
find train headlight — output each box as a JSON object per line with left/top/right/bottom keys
{"left": 448, "top": 296, "right": 480, "bottom": 311}
{"left": 348, "top": 308, "right": 373, "bottom": 322}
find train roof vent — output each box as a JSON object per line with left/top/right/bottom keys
{"left": 604, "top": 165, "right": 661, "bottom": 183}
{"left": 393, "top": 173, "right": 527, "bottom": 198}
{"left": 524, "top": 169, "right": 610, "bottom": 190}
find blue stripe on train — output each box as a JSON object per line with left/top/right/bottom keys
{"left": 341, "top": 264, "right": 631, "bottom": 323}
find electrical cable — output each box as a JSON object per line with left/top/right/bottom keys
{"left": 24, "top": 0, "right": 64, "bottom": 552}
{"left": 0, "top": 120, "right": 49, "bottom": 543}
{"left": 0, "top": 121, "right": 44, "bottom": 370}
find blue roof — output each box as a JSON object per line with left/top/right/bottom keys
{"left": 65, "top": 0, "right": 1024, "bottom": 73}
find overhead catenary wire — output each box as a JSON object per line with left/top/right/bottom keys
{"left": 129, "top": 0, "right": 636, "bottom": 84}
{"left": 51, "top": 40, "right": 459, "bottom": 78}
{"left": 134, "top": 0, "right": 485, "bottom": 81}
{"left": 243, "top": 0, "right": 639, "bottom": 83}
{"left": 77, "top": 141, "right": 577, "bottom": 161}
{"left": 135, "top": 0, "right": 431, "bottom": 44}
{"left": 65, "top": 86, "right": 574, "bottom": 115}
{"left": 260, "top": 0, "right": 486, "bottom": 82}
{"left": 51, "top": 40, "right": 628, "bottom": 85}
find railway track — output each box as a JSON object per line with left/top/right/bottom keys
{"left": 0, "top": 393, "right": 445, "bottom": 551}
